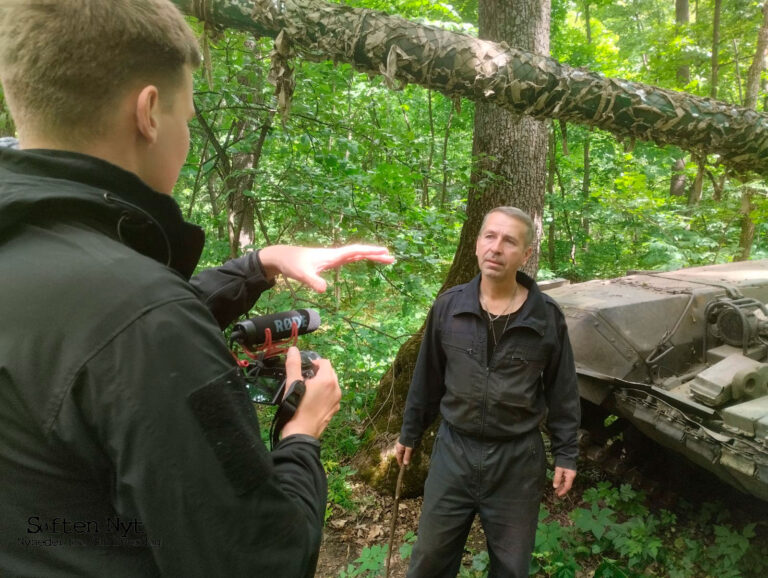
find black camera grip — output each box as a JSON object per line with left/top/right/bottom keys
{"left": 270, "top": 379, "right": 306, "bottom": 448}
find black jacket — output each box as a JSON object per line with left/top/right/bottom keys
{"left": 400, "top": 273, "right": 580, "bottom": 470}
{"left": 0, "top": 147, "right": 326, "bottom": 577}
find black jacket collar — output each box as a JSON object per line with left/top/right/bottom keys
{"left": 451, "top": 272, "right": 549, "bottom": 336}
{"left": 0, "top": 147, "right": 205, "bottom": 279}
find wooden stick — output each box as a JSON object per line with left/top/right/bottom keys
{"left": 385, "top": 462, "right": 406, "bottom": 578}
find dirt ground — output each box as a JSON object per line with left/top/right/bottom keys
{"left": 315, "top": 478, "right": 421, "bottom": 578}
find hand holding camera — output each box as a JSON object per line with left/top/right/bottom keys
{"left": 281, "top": 347, "right": 340, "bottom": 440}
{"left": 230, "top": 309, "right": 340, "bottom": 444}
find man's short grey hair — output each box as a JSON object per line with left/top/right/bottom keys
{"left": 479, "top": 207, "right": 535, "bottom": 248}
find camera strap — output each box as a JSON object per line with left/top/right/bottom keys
{"left": 270, "top": 379, "right": 306, "bottom": 449}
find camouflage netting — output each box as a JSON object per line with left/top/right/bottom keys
{"left": 177, "top": 0, "right": 768, "bottom": 177}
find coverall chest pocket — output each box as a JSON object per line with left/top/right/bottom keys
{"left": 441, "top": 329, "right": 477, "bottom": 359}
{"left": 493, "top": 345, "right": 546, "bottom": 406}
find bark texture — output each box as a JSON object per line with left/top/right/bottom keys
{"left": 174, "top": 0, "right": 768, "bottom": 177}
{"left": 745, "top": 2, "right": 768, "bottom": 111}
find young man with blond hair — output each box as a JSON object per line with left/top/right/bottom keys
{"left": 0, "top": 1, "right": 392, "bottom": 575}
{"left": 395, "top": 207, "right": 579, "bottom": 577}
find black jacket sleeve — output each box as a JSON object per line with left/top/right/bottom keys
{"left": 542, "top": 305, "right": 581, "bottom": 471}
{"left": 399, "top": 306, "right": 446, "bottom": 448}
{"left": 190, "top": 250, "right": 275, "bottom": 329}
{"left": 55, "top": 295, "right": 325, "bottom": 577}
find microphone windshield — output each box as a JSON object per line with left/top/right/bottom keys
{"left": 232, "top": 309, "right": 321, "bottom": 347}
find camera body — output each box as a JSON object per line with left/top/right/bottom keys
{"left": 244, "top": 349, "right": 320, "bottom": 405}
{"left": 229, "top": 309, "right": 322, "bottom": 406}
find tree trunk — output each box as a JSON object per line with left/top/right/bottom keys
{"left": 193, "top": 39, "right": 276, "bottom": 259}
{"left": 439, "top": 101, "right": 454, "bottom": 207}
{"left": 745, "top": 2, "right": 768, "bottom": 111}
{"left": 689, "top": 0, "right": 723, "bottom": 205}
{"left": 736, "top": 187, "right": 756, "bottom": 261}
{"left": 670, "top": 157, "right": 687, "bottom": 196}
{"left": 174, "top": 0, "right": 768, "bottom": 177}
{"left": 467, "top": 0, "right": 550, "bottom": 276}
{"left": 736, "top": 2, "right": 768, "bottom": 260}
{"left": 733, "top": 38, "right": 743, "bottom": 106}
{"left": 672, "top": 0, "right": 689, "bottom": 195}
{"left": 676, "top": 0, "right": 690, "bottom": 86}
{"left": 688, "top": 156, "right": 705, "bottom": 205}
{"left": 547, "top": 124, "right": 557, "bottom": 270}
{"left": 355, "top": 0, "right": 551, "bottom": 496}
{"left": 581, "top": 2, "right": 591, "bottom": 251}
{"left": 710, "top": 0, "right": 722, "bottom": 99}
{"left": 225, "top": 120, "right": 256, "bottom": 258}
{"left": 421, "top": 90, "right": 435, "bottom": 207}
{"left": 195, "top": 106, "right": 266, "bottom": 258}
{"left": 581, "top": 135, "right": 590, "bottom": 250}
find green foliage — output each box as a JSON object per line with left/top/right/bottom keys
{"left": 340, "top": 0, "right": 464, "bottom": 21}
{"left": 180, "top": 24, "right": 471, "bottom": 503}
{"left": 398, "top": 531, "right": 417, "bottom": 561}
{"left": 532, "top": 506, "right": 584, "bottom": 577}
{"left": 338, "top": 532, "right": 417, "bottom": 577}
{"left": 458, "top": 550, "right": 490, "bottom": 577}
{"left": 544, "top": 0, "right": 768, "bottom": 282}
{"left": 0, "top": 87, "right": 14, "bottom": 137}
{"left": 324, "top": 465, "right": 358, "bottom": 521}
{"left": 528, "top": 481, "right": 765, "bottom": 577}
{"left": 338, "top": 544, "right": 388, "bottom": 577}
{"left": 592, "top": 559, "right": 643, "bottom": 578}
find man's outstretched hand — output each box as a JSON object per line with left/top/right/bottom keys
{"left": 258, "top": 244, "right": 395, "bottom": 292}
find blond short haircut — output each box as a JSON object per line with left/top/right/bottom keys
{"left": 0, "top": 0, "right": 200, "bottom": 144}
{"left": 480, "top": 206, "right": 535, "bottom": 248}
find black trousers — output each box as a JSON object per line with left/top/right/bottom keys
{"left": 407, "top": 422, "right": 546, "bottom": 578}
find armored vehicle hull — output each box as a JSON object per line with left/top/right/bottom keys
{"left": 545, "top": 260, "right": 768, "bottom": 501}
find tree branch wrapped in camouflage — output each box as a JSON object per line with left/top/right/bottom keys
{"left": 174, "top": 0, "right": 768, "bottom": 177}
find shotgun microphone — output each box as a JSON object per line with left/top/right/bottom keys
{"left": 231, "top": 309, "right": 321, "bottom": 348}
